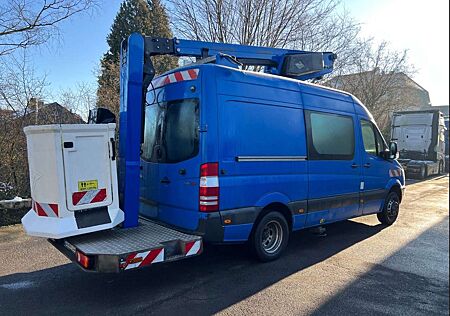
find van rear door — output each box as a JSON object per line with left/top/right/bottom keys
{"left": 158, "top": 98, "right": 201, "bottom": 230}
{"left": 140, "top": 97, "right": 202, "bottom": 231}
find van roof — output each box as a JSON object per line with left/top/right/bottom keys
{"left": 156, "top": 63, "right": 373, "bottom": 119}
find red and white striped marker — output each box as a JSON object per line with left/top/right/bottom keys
{"left": 72, "top": 188, "right": 107, "bottom": 206}
{"left": 185, "top": 240, "right": 202, "bottom": 257}
{"left": 122, "top": 248, "right": 164, "bottom": 270}
{"left": 151, "top": 68, "right": 199, "bottom": 89}
{"left": 32, "top": 200, "right": 59, "bottom": 217}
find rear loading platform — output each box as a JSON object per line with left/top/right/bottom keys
{"left": 51, "top": 218, "right": 202, "bottom": 272}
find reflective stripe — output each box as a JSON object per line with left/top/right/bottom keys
{"left": 199, "top": 200, "right": 218, "bottom": 206}
{"left": 124, "top": 251, "right": 150, "bottom": 270}
{"left": 180, "top": 70, "right": 191, "bottom": 80}
{"left": 186, "top": 240, "right": 201, "bottom": 256}
{"left": 150, "top": 68, "right": 200, "bottom": 89}
{"left": 200, "top": 196, "right": 218, "bottom": 201}
{"left": 32, "top": 200, "right": 59, "bottom": 217}
{"left": 72, "top": 188, "right": 107, "bottom": 206}
{"left": 124, "top": 248, "right": 164, "bottom": 270}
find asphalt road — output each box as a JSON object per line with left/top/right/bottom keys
{"left": 0, "top": 176, "right": 448, "bottom": 315}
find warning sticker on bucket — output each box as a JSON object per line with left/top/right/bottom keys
{"left": 78, "top": 180, "right": 98, "bottom": 191}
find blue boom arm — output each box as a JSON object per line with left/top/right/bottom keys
{"left": 119, "top": 33, "right": 336, "bottom": 228}
{"left": 144, "top": 37, "right": 336, "bottom": 81}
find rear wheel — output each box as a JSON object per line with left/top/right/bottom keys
{"left": 377, "top": 191, "right": 400, "bottom": 225}
{"left": 250, "top": 211, "right": 289, "bottom": 262}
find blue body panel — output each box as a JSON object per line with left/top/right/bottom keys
{"left": 138, "top": 63, "right": 405, "bottom": 242}
{"left": 118, "top": 34, "right": 145, "bottom": 228}
{"left": 223, "top": 224, "right": 254, "bottom": 242}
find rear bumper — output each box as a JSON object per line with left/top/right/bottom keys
{"left": 49, "top": 218, "right": 202, "bottom": 273}
{"left": 21, "top": 207, "right": 124, "bottom": 239}
{"left": 185, "top": 207, "right": 261, "bottom": 244}
{"left": 147, "top": 207, "right": 261, "bottom": 244}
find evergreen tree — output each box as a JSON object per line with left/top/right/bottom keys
{"left": 97, "top": 0, "right": 177, "bottom": 116}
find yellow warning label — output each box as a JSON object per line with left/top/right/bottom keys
{"left": 78, "top": 180, "right": 98, "bottom": 191}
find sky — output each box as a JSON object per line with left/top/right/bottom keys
{"left": 25, "top": 0, "right": 449, "bottom": 106}
{"left": 25, "top": 1, "right": 122, "bottom": 98}
{"left": 342, "top": 0, "right": 449, "bottom": 106}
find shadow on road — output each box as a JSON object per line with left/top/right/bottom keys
{"left": 0, "top": 220, "right": 386, "bottom": 315}
{"left": 310, "top": 217, "right": 449, "bottom": 315}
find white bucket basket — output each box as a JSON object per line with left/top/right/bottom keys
{"left": 22, "top": 123, "right": 124, "bottom": 239}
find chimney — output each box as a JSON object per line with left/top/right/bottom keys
{"left": 28, "top": 97, "right": 38, "bottom": 108}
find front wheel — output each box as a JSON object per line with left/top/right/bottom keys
{"left": 377, "top": 191, "right": 400, "bottom": 225}
{"left": 250, "top": 211, "right": 289, "bottom": 262}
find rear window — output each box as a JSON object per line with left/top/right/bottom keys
{"left": 142, "top": 98, "right": 199, "bottom": 163}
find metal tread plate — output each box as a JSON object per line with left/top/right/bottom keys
{"left": 66, "top": 218, "right": 201, "bottom": 255}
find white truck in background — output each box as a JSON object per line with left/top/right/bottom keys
{"left": 391, "top": 109, "right": 447, "bottom": 179}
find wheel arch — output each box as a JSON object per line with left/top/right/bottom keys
{"left": 253, "top": 202, "right": 293, "bottom": 233}
{"left": 389, "top": 184, "right": 403, "bottom": 202}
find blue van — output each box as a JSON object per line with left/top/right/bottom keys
{"left": 139, "top": 63, "right": 405, "bottom": 261}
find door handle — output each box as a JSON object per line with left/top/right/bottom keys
{"left": 364, "top": 163, "right": 371, "bottom": 168}
{"left": 351, "top": 163, "right": 359, "bottom": 168}
{"left": 160, "top": 177, "right": 171, "bottom": 184}
{"left": 110, "top": 138, "right": 116, "bottom": 161}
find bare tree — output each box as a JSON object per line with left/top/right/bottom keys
{"left": 0, "top": 52, "right": 49, "bottom": 197}
{"left": 0, "top": 52, "right": 87, "bottom": 198}
{"left": 96, "top": 58, "right": 121, "bottom": 117}
{"left": 0, "top": 0, "right": 98, "bottom": 56}
{"left": 58, "top": 81, "right": 97, "bottom": 120}
{"left": 167, "top": 0, "right": 360, "bottom": 74}
{"left": 0, "top": 0, "right": 99, "bottom": 199}
{"left": 325, "top": 40, "right": 417, "bottom": 134}
{"left": 0, "top": 52, "right": 49, "bottom": 115}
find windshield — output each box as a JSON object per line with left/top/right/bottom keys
{"left": 141, "top": 97, "right": 199, "bottom": 163}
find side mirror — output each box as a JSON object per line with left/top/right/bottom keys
{"left": 88, "top": 108, "right": 116, "bottom": 124}
{"left": 388, "top": 141, "right": 398, "bottom": 160}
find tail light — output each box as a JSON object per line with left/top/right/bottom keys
{"left": 76, "top": 250, "right": 93, "bottom": 269}
{"left": 199, "top": 162, "right": 219, "bottom": 212}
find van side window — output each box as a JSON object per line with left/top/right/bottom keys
{"left": 361, "top": 120, "right": 377, "bottom": 155}
{"left": 375, "top": 127, "right": 386, "bottom": 154}
{"left": 305, "top": 110, "right": 355, "bottom": 160}
{"left": 361, "top": 119, "right": 386, "bottom": 156}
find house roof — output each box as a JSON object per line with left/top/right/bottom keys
{"left": 23, "top": 102, "right": 84, "bottom": 124}
{"left": 327, "top": 71, "right": 429, "bottom": 93}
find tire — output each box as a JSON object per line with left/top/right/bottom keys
{"left": 438, "top": 161, "right": 444, "bottom": 175}
{"left": 250, "top": 211, "right": 289, "bottom": 262}
{"left": 377, "top": 191, "right": 400, "bottom": 225}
